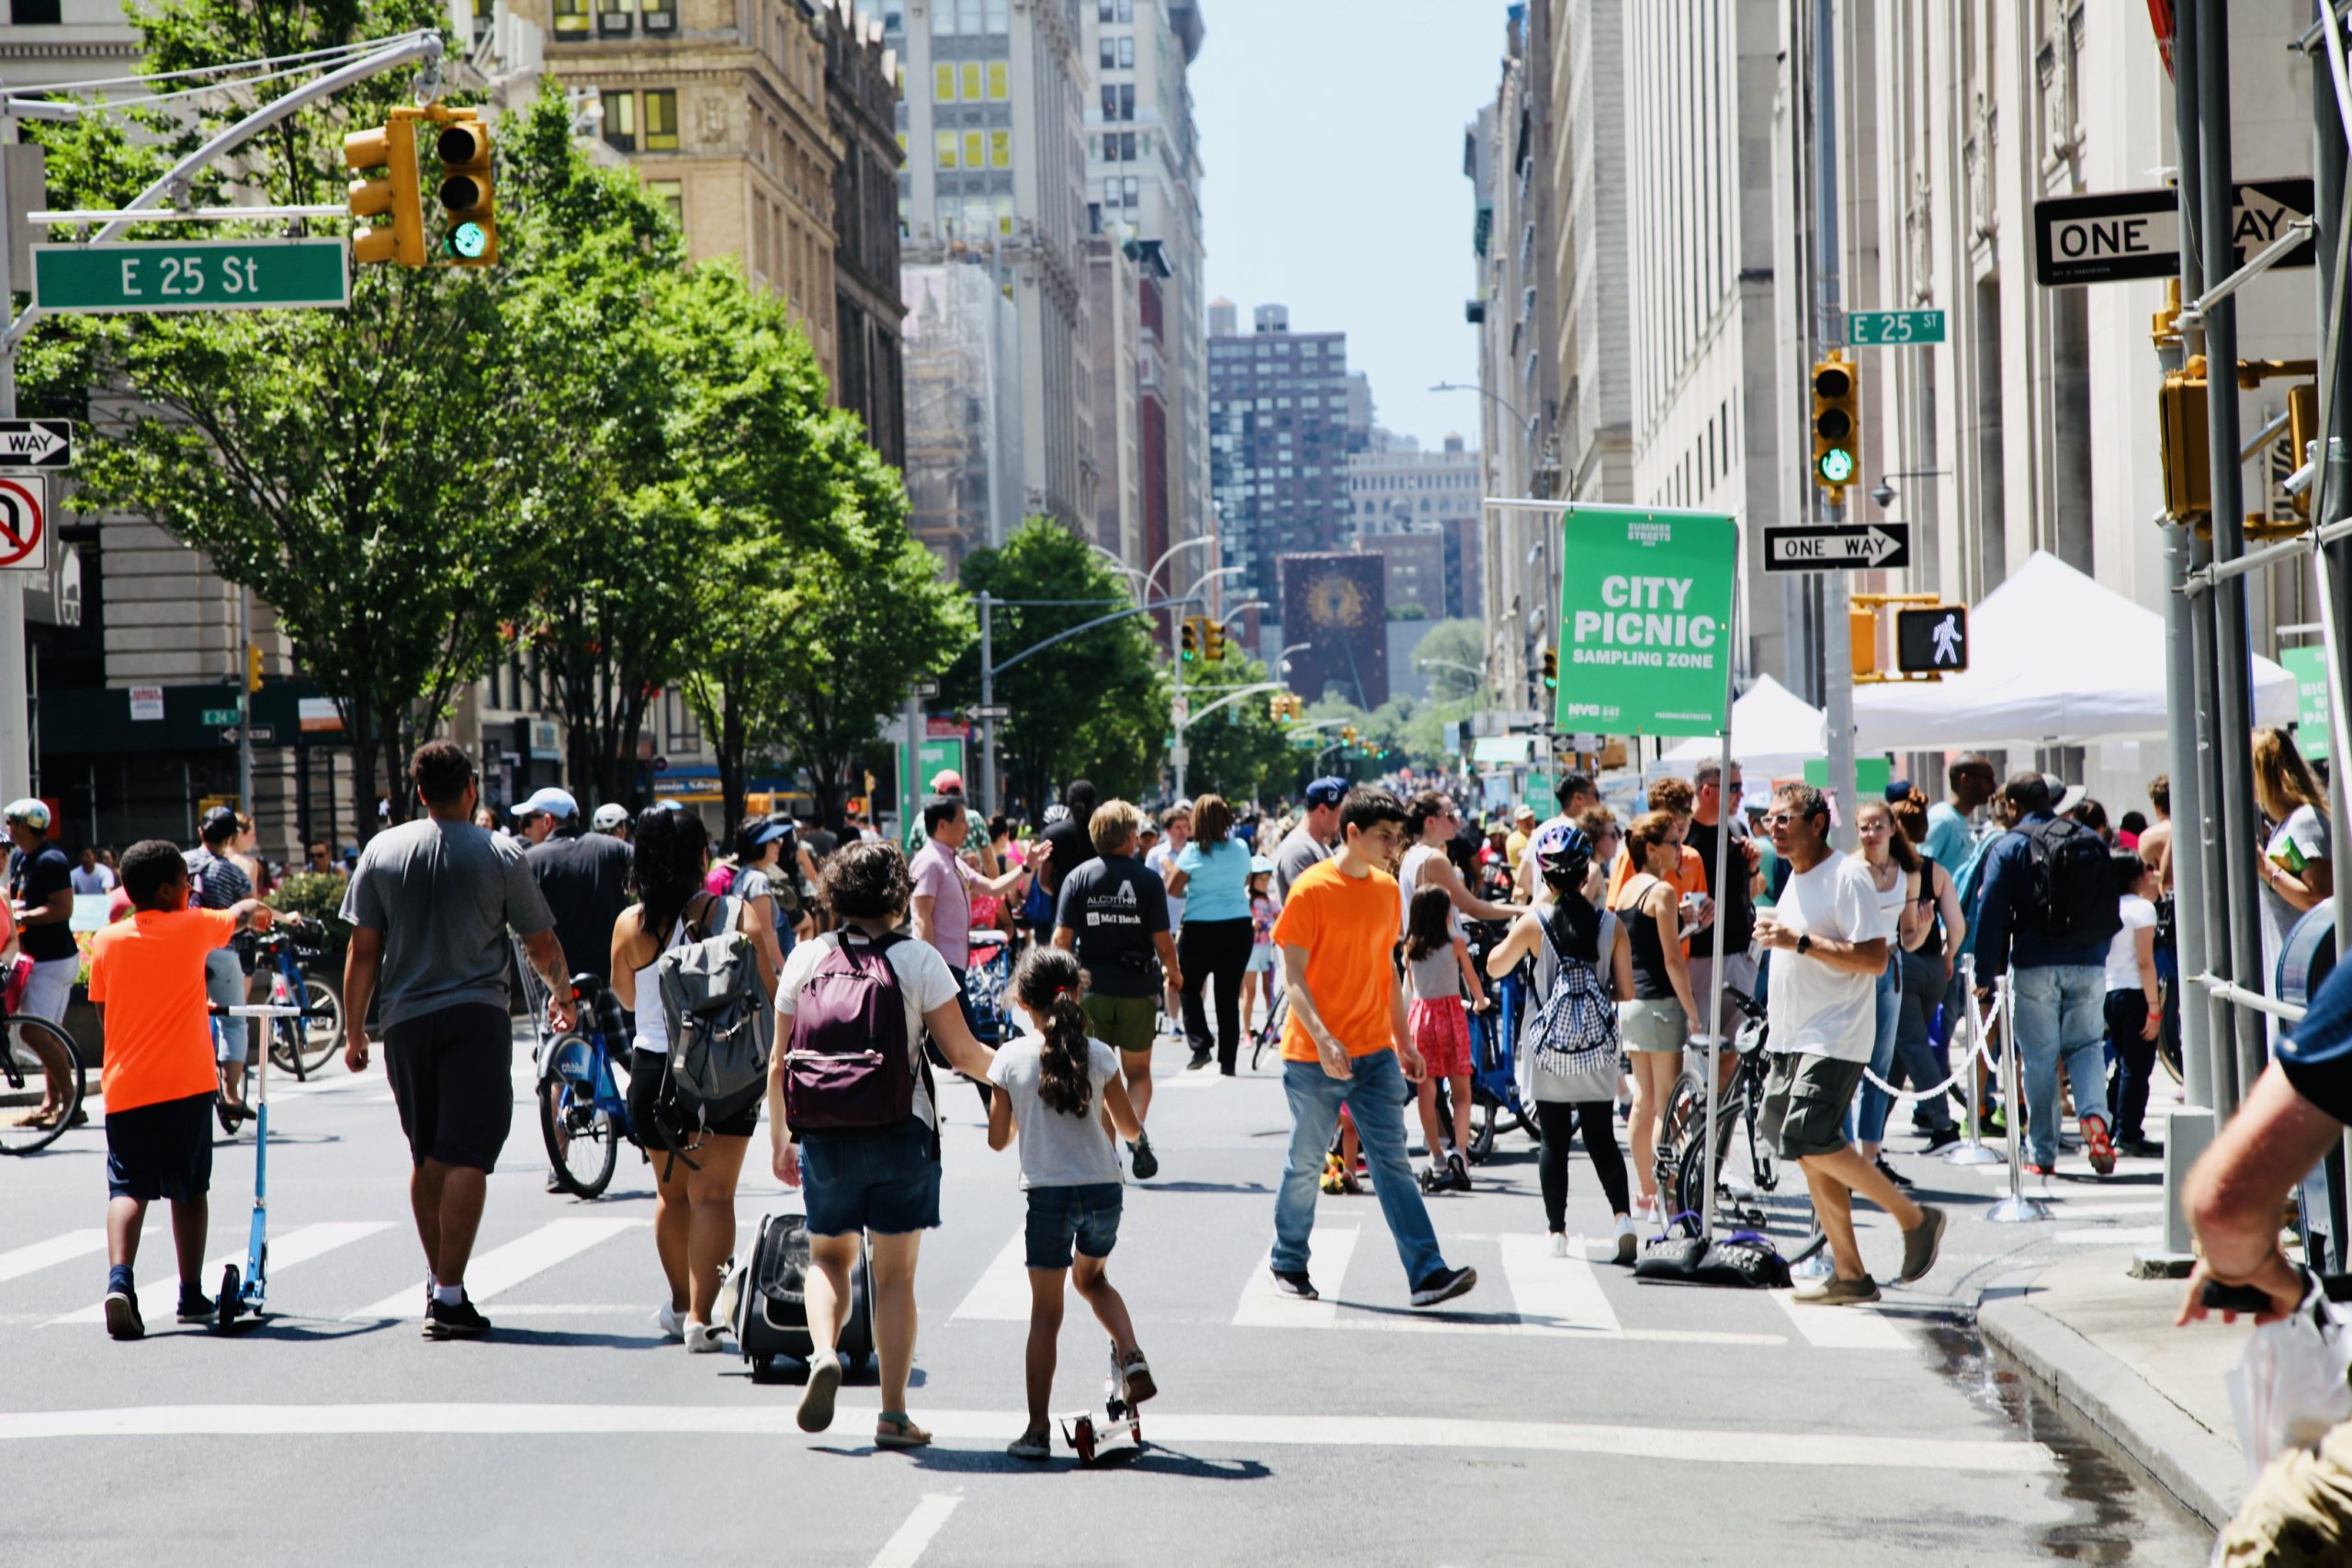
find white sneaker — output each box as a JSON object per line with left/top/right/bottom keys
{"left": 655, "top": 1302, "right": 685, "bottom": 1341}
{"left": 1548, "top": 1231, "right": 1570, "bottom": 1258}
{"left": 1614, "top": 1214, "right": 1638, "bottom": 1266}
{"left": 684, "top": 1320, "right": 727, "bottom": 1354}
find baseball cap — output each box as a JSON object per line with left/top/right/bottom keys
{"left": 4, "top": 797, "right": 51, "bottom": 831}
{"left": 1303, "top": 776, "right": 1348, "bottom": 808}
{"left": 512, "top": 785, "right": 579, "bottom": 821}
{"left": 198, "top": 805, "right": 240, "bottom": 836}
{"left": 1250, "top": 854, "right": 1275, "bottom": 874}
{"left": 1513, "top": 804, "right": 1538, "bottom": 822}
{"left": 2045, "top": 774, "right": 2088, "bottom": 817}
{"left": 592, "top": 803, "right": 629, "bottom": 831}
{"left": 929, "top": 769, "right": 966, "bottom": 794}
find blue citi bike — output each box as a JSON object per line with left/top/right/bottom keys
{"left": 521, "top": 942, "right": 639, "bottom": 1200}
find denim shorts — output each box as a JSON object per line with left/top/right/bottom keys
{"left": 1023, "top": 1181, "right": 1124, "bottom": 1269}
{"left": 797, "top": 1117, "right": 941, "bottom": 1237}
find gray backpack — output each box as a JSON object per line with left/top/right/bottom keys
{"left": 653, "top": 895, "right": 775, "bottom": 1155}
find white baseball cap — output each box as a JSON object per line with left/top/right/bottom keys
{"left": 513, "top": 786, "right": 579, "bottom": 821}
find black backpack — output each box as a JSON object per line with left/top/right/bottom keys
{"left": 2019, "top": 816, "right": 2123, "bottom": 947}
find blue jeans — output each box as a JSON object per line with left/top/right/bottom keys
{"left": 1272, "top": 1049, "right": 1446, "bottom": 1289}
{"left": 2011, "top": 964, "right": 2111, "bottom": 1168}
{"left": 1857, "top": 963, "right": 1903, "bottom": 1145}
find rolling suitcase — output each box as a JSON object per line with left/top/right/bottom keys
{"left": 724, "top": 1212, "right": 876, "bottom": 1378}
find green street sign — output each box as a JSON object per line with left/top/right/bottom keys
{"left": 198, "top": 706, "right": 239, "bottom": 727}
{"left": 31, "top": 238, "right": 350, "bottom": 315}
{"left": 2285, "top": 644, "right": 2332, "bottom": 756}
{"left": 1553, "top": 506, "right": 1738, "bottom": 737}
{"left": 1849, "top": 309, "right": 1947, "bottom": 346}
{"left": 1523, "top": 770, "right": 1555, "bottom": 815}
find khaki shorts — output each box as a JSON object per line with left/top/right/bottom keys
{"left": 1620, "top": 997, "right": 1689, "bottom": 1053}
{"left": 2217, "top": 1419, "right": 2352, "bottom": 1565}
{"left": 1083, "top": 991, "right": 1159, "bottom": 1056}
{"left": 1758, "top": 1050, "right": 1864, "bottom": 1161}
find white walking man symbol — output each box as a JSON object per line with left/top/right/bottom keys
{"left": 1930, "top": 613, "right": 1962, "bottom": 666}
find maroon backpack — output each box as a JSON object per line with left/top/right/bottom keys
{"left": 782, "top": 931, "right": 931, "bottom": 1134}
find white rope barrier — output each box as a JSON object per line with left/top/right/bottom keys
{"left": 1858, "top": 992, "right": 2001, "bottom": 1103}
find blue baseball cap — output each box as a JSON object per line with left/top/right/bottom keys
{"left": 512, "top": 786, "right": 579, "bottom": 821}
{"left": 1304, "top": 777, "right": 1348, "bottom": 808}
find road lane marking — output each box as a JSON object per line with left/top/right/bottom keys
{"left": 349, "top": 1217, "right": 645, "bottom": 1320}
{"left": 1232, "top": 1226, "right": 1360, "bottom": 1328}
{"left": 948, "top": 1235, "right": 1031, "bottom": 1322}
{"left": 2039, "top": 1201, "right": 2164, "bottom": 1217}
{"left": 868, "top": 1494, "right": 962, "bottom": 1568}
{"left": 1497, "top": 1231, "right": 1620, "bottom": 1335}
{"left": 49, "top": 1223, "right": 393, "bottom": 1325}
{"left": 1769, "top": 1288, "right": 1912, "bottom": 1349}
{"left": 2055, "top": 1225, "right": 2164, "bottom": 1247}
{"left": 0, "top": 1230, "right": 106, "bottom": 1285}
{"left": 0, "top": 1402, "right": 2051, "bottom": 1472}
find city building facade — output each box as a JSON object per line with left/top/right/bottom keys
{"left": 1346, "top": 432, "right": 1483, "bottom": 621}
{"left": 825, "top": 0, "right": 909, "bottom": 467}
{"left": 1208, "top": 302, "right": 1353, "bottom": 635}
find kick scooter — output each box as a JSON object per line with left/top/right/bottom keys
{"left": 212, "top": 994, "right": 307, "bottom": 1330}
{"left": 1058, "top": 1348, "right": 1147, "bottom": 1465}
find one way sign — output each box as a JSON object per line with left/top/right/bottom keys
{"left": 1762, "top": 524, "right": 1912, "bottom": 573}
{"left": 0, "top": 420, "right": 74, "bottom": 469}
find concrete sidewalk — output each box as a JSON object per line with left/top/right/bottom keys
{"left": 1977, "top": 1245, "right": 2256, "bottom": 1529}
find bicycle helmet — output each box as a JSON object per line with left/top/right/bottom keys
{"left": 3, "top": 797, "right": 50, "bottom": 832}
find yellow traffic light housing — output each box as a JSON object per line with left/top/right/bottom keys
{"left": 2157, "top": 360, "right": 2211, "bottom": 522}
{"left": 1204, "top": 621, "right": 1227, "bottom": 661}
{"left": 1812, "top": 351, "right": 1860, "bottom": 502}
{"left": 245, "top": 643, "right": 264, "bottom": 693}
{"left": 1540, "top": 647, "right": 1558, "bottom": 691}
{"left": 434, "top": 116, "right": 498, "bottom": 266}
{"left": 1849, "top": 606, "right": 1877, "bottom": 679}
{"left": 345, "top": 118, "right": 424, "bottom": 267}
{"left": 1179, "top": 618, "right": 1199, "bottom": 661}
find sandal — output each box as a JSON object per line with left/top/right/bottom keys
{"left": 1006, "top": 1427, "right": 1052, "bottom": 1461}
{"left": 875, "top": 1411, "right": 933, "bottom": 1450}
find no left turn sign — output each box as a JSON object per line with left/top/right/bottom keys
{"left": 0, "top": 475, "right": 49, "bottom": 571}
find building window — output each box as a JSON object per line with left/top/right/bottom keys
{"left": 1118, "top": 37, "right": 1134, "bottom": 67}
{"left": 601, "top": 89, "right": 636, "bottom": 151}
{"left": 554, "top": 0, "right": 589, "bottom": 32}
{"left": 1123, "top": 175, "right": 1138, "bottom": 204}
{"left": 996, "top": 194, "right": 1015, "bottom": 234}
{"left": 962, "top": 130, "right": 984, "bottom": 169}
{"left": 989, "top": 129, "right": 1011, "bottom": 168}
{"left": 961, "top": 62, "right": 983, "bottom": 99}
{"left": 1120, "top": 130, "right": 1135, "bottom": 161}
{"left": 1099, "top": 39, "right": 1116, "bottom": 72}
{"left": 935, "top": 130, "right": 958, "bottom": 169}
{"left": 988, "top": 61, "right": 1008, "bottom": 98}
{"left": 643, "top": 89, "right": 679, "bottom": 151}
{"left": 646, "top": 178, "right": 684, "bottom": 224}
{"left": 934, "top": 62, "right": 955, "bottom": 100}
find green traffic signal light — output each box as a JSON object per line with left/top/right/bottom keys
{"left": 444, "top": 221, "right": 489, "bottom": 260}
{"left": 1816, "top": 446, "right": 1855, "bottom": 485}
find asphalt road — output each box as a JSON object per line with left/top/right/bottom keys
{"left": 1, "top": 1020, "right": 2216, "bottom": 1567}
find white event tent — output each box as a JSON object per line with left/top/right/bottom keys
{"left": 1850, "top": 549, "right": 2298, "bottom": 750}
{"left": 1659, "top": 672, "right": 1827, "bottom": 776}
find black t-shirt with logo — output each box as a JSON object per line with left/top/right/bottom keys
{"left": 1054, "top": 853, "right": 1170, "bottom": 998}
{"left": 9, "top": 844, "right": 76, "bottom": 963}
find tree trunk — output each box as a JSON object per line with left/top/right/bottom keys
{"left": 718, "top": 678, "right": 747, "bottom": 830}
{"left": 347, "top": 699, "right": 379, "bottom": 847}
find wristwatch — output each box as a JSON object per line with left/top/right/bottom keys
{"left": 1796, "top": 933, "right": 1814, "bottom": 957}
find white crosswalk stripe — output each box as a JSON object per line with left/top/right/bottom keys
{"left": 1494, "top": 1231, "right": 1620, "bottom": 1334}
{"left": 949, "top": 1234, "right": 1032, "bottom": 1322}
{"left": 1233, "top": 1227, "right": 1361, "bottom": 1328}
{"left": 350, "top": 1216, "right": 646, "bottom": 1320}
{"left": 0, "top": 1230, "right": 107, "bottom": 1286}
{"left": 49, "top": 1222, "right": 394, "bottom": 1326}
{"left": 1770, "top": 1288, "right": 1911, "bottom": 1348}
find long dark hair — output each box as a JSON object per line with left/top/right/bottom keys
{"left": 1404, "top": 884, "right": 1453, "bottom": 963}
{"left": 1012, "top": 946, "right": 1093, "bottom": 1118}
{"left": 1539, "top": 846, "right": 1603, "bottom": 962}
{"left": 633, "top": 807, "right": 710, "bottom": 934}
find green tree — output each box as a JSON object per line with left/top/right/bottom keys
{"left": 945, "top": 520, "right": 1163, "bottom": 813}
{"left": 1178, "top": 655, "right": 1296, "bottom": 806}
{"left": 1408, "top": 618, "right": 1487, "bottom": 702}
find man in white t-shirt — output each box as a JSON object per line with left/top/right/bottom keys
{"left": 1753, "top": 783, "right": 1944, "bottom": 1306}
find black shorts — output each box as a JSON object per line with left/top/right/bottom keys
{"left": 383, "top": 1003, "right": 514, "bottom": 1171}
{"left": 106, "top": 1091, "right": 215, "bottom": 1203}
{"left": 626, "top": 1047, "right": 760, "bottom": 1147}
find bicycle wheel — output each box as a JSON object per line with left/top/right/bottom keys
{"left": 538, "top": 1074, "right": 618, "bottom": 1198}
{"left": 1653, "top": 1069, "right": 1706, "bottom": 1198}
{"left": 0, "top": 1015, "right": 85, "bottom": 1156}
{"left": 291, "top": 972, "right": 345, "bottom": 1076}
{"left": 1467, "top": 1096, "right": 1499, "bottom": 1164}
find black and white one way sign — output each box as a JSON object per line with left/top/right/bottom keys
{"left": 0, "top": 420, "right": 73, "bottom": 468}
{"left": 2034, "top": 179, "right": 2313, "bottom": 287}
{"left": 1762, "top": 524, "right": 1911, "bottom": 573}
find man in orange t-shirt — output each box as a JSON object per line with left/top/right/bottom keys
{"left": 1267, "top": 786, "right": 1477, "bottom": 1311}
{"left": 85, "top": 840, "right": 272, "bottom": 1340}
{"left": 1605, "top": 775, "right": 1714, "bottom": 953}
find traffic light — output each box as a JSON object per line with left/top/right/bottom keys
{"left": 1811, "top": 351, "right": 1860, "bottom": 502}
{"left": 1849, "top": 606, "right": 1877, "bottom": 679}
{"left": 2157, "top": 362, "right": 2211, "bottom": 521}
{"left": 244, "top": 643, "right": 264, "bottom": 693}
{"left": 434, "top": 116, "right": 498, "bottom": 266}
{"left": 1179, "top": 618, "right": 1199, "bottom": 661}
{"left": 1340, "top": 725, "right": 1358, "bottom": 745}
{"left": 1204, "top": 621, "right": 1226, "bottom": 661}
{"left": 1894, "top": 604, "right": 1969, "bottom": 675}
{"left": 1270, "top": 693, "right": 1294, "bottom": 724}
{"left": 1540, "top": 647, "right": 1558, "bottom": 690}
{"left": 345, "top": 117, "right": 424, "bottom": 267}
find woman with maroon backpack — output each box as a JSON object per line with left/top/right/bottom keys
{"left": 766, "top": 839, "right": 997, "bottom": 1448}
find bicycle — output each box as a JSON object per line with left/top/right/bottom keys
{"left": 249, "top": 918, "right": 343, "bottom": 1081}
{"left": 1653, "top": 986, "right": 1780, "bottom": 1227}
{"left": 1434, "top": 919, "right": 1544, "bottom": 1165}
{"left": 0, "top": 992, "right": 85, "bottom": 1156}
{"left": 535, "top": 968, "right": 636, "bottom": 1200}
{"left": 1249, "top": 985, "right": 1287, "bottom": 1071}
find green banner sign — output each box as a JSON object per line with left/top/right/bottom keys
{"left": 32, "top": 238, "right": 350, "bottom": 314}
{"left": 1522, "top": 770, "right": 1555, "bottom": 815}
{"left": 2285, "top": 644, "right": 2331, "bottom": 756}
{"left": 1553, "top": 506, "right": 1738, "bottom": 737}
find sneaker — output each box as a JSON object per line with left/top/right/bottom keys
{"left": 1795, "top": 1273, "right": 1881, "bottom": 1306}
{"left": 684, "top": 1321, "right": 727, "bottom": 1354}
{"left": 2118, "top": 1136, "right": 2165, "bottom": 1159}
{"left": 1269, "top": 1269, "right": 1318, "bottom": 1301}
{"left": 1127, "top": 1134, "right": 1159, "bottom": 1181}
{"left": 545, "top": 1170, "right": 566, "bottom": 1195}
{"left": 104, "top": 1287, "right": 144, "bottom": 1341}
{"left": 1899, "top": 1204, "right": 1948, "bottom": 1285}
{"left": 2081, "top": 1113, "right": 2117, "bottom": 1176}
{"left": 1549, "top": 1231, "right": 1570, "bottom": 1258}
{"left": 655, "top": 1302, "right": 686, "bottom": 1341}
{"left": 1873, "top": 1155, "right": 1915, "bottom": 1190}
{"left": 1409, "top": 1265, "right": 1478, "bottom": 1308}
{"left": 1115, "top": 1345, "right": 1157, "bottom": 1404}
{"left": 2020, "top": 1160, "right": 2056, "bottom": 1178}
{"left": 1613, "top": 1215, "right": 1638, "bottom": 1266}
{"left": 1447, "top": 1153, "right": 1474, "bottom": 1192}
{"left": 1007, "top": 1428, "right": 1053, "bottom": 1461}
{"left": 422, "top": 1293, "right": 492, "bottom": 1339}
{"left": 176, "top": 1288, "right": 216, "bottom": 1324}
{"left": 1185, "top": 1050, "right": 1212, "bottom": 1072}
{"left": 1922, "top": 1124, "right": 1963, "bottom": 1153}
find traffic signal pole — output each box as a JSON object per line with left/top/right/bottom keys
{"left": 1812, "top": 0, "right": 1857, "bottom": 851}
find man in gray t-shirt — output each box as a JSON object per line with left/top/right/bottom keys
{"left": 340, "top": 741, "right": 572, "bottom": 1340}
{"left": 1271, "top": 778, "right": 1349, "bottom": 906}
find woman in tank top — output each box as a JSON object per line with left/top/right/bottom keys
{"left": 1611, "top": 810, "right": 1700, "bottom": 1222}
{"left": 611, "top": 807, "right": 777, "bottom": 1354}
{"left": 1852, "top": 799, "right": 1922, "bottom": 1184}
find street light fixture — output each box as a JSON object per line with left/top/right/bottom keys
{"left": 1869, "top": 468, "right": 1950, "bottom": 512}
{"left": 1218, "top": 598, "right": 1268, "bottom": 631}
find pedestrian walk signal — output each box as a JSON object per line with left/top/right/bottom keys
{"left": 1812, "top": 351, "right": 1860, "bottom": 501}
{"left": 1894, "top": 604, "right": 1969, "bottom": 676}
{"left": 435, "top": 117, "right": 497, "bottom": 266}
{"left": 1180, "top": 618, "right": 1200, "bottom": 661}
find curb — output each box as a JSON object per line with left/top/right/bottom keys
{"left": 1975, "top": 1267, "right": 2245, "bottom": 1531}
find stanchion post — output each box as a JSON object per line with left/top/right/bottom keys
{"left": 1987, "top": 970, "right": 2053, "bottom": 1223}
{"left": 1946, "top": 953, "right": 2003, "bottom": 1166}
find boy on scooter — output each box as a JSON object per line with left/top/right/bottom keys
{"left": 86, "top": 840, "right": 273, "bottom": 1340}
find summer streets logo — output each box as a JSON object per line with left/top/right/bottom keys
{"left": 1554, "top": 506, "right": 1737, "bottom": 738}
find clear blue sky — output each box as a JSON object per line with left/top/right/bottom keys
{"left": 1193, "top": 1, "right": 1508, "bottom": 452}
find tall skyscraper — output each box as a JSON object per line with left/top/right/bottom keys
{"left": 1349, "top": 433, "right": 1484, "bottom": 620}
{"left": 1208, "top": 302, "right": 1353, "bottom": 621}
{"left": 889, "top": 0, "right": 1092, "bottom": 551}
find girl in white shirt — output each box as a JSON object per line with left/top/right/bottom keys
{"left": 2103, "top": 851, "right": 2164, "bottom": 1156}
